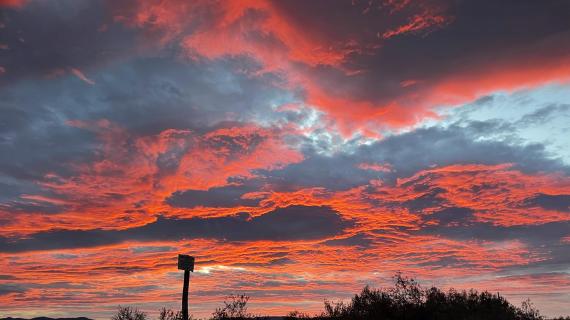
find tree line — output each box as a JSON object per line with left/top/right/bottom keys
{"left": 112, "top": 274, "right": 569, "bottom": 320}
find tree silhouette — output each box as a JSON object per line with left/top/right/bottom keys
{"left": 300, "top": 273, "right": 545, "bottom": 320}
{"left": 110, "top": 274, "right": 563, "bottom": 320}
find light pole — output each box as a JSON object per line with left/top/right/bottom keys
{"left": 178, "top": 254, "right": 195, "bottom": 320}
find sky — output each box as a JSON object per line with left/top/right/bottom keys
{"left": 1, "top": 0, "right": 570, "bottom": 318}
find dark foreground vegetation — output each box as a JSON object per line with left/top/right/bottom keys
{"left": 108, "top": 274, "right": 569, "bottom": 320}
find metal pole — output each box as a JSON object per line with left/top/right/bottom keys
{"left": 182, "top": 269, "right": 190, "bottom": 320}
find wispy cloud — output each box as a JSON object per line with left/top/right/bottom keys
{"left": 70, "top": 68, "right": 95, "bottom": 85}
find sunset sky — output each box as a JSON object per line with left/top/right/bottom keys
{"left": 1, "top": 0, "right": 570, "bottom": 318}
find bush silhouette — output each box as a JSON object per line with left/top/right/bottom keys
{"left": 112, "top": 306, "right": 148, "bottom": 320}
{"left": 111, "top": 273, "right": 566, "bottom": 320}
{"left": 212, "top": 294, "right": 251, "bottom": 320}
{"left": 289, "top": 273, "right": 544, "bottom": 320}
{"left": 158, "top": 308, "right": 183, "bottom": 320}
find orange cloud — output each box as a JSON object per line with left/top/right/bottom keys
{"left": 0, "top": 0, "right": 25, "bottom": 8}
{"left": 2, "top": 160, "right": 569, "bottom": 317}
{"left": 357, "top": 162, "right": 393, "bottom": 172}
{"left": 0, "top": 120, "right": 303, "bottom": 236}
{"left": 111, "top": 0, "right": 570, "bottom": 137}
{"left": 381, "top": 7, "right": 451, "bottom": 39}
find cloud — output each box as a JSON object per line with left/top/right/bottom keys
{"left": 258, "top": 120, "right": 568, "bottom": 192}
{"left": 403, "top": 187, "right": 447, "bottom": 213}
{"left": 295, "top": 0, "right": 570, "bottom": 131}
{"left": 70, "top": 68, "right": 96, "bottom": 85}
{"left": 421, "top": 220, "right": 570, "bottom": 245}
{"left": 114, "top": 0, "right": 570, "bottom": 132}
{"left": 322, "top": 233, "right": 374, "bottom": 248}
{"left": 424, "top": 207, "right": 474, "bottom": 225}
{"left": 0, "top": 54, "right": 299, "bottom": 216}
{"left": 516, "top": 104, "right": 570, "bottom": 127}
{"left": 0, "top": 205, "right": 351, "bottom": 252}
{"left": 525, "top": 194, "right": 570, "bottom": 212}
{"left": 0, "top": 198, "right": 64, "bottom": 214}
{"left": 0, "top": 284, "right": 26, "bottom": 296}
{"left": 0, "top": 0, "right": 138, "bottom": 85}
{"left": 381, "top": 6, "right": 450, "bottom": 39}
{"left": 166, "top": 180, "right": 264, "bottom": 208}
{"left": 0, "top": 0, "right": 25, "bottom": 8}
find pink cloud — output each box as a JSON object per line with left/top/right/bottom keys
{"left": 70, "top": 68, "right": 96, "bottom": 85}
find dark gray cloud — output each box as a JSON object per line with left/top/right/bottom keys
{"left": 525, "top": 193, "right": 570, "bottom": 212}
{"left": 257, "top": 121, "right": 568, "bottom": 192}
{"left": 419, "top": 219, "right": 570, "bottom": 272}
{"left": 272, "top": 0, "right": 570, "bottom": 111}
{"left": 423, "top": 207, "right": 474, "bottom": 225}
{"left": 416, "top": 256, "right": 479, "bottom": 269}
{"left": 0, "top": 0, "right": 138, "bottom": 86}
{"left": 166, "top": 180, "right": 264, "bottom": 208}
{"left": 0, "top": 1, "right": 296, "bottom": 206}
{"left": 0, "top": 54, "right": 294, "bottom": 206}
{"left": 0, "top": 283, "right": 26, "bottom": 296}
{"left": 516, "top": 104, "right": 570, "bottom": 127}
{"left": 0, "top": 205, "right": 351, "bottom": 252}
{"left": 421, "top": 220, "right": 570, "bottom": 244}
{"left": 66, "top": 56, "right": 289, "bottom": 136}
{"left": 402, "top": 187, "right": 447, "bottom": 213}
{"left": 0, "top": 96, "right": 96, "bottom": 181}
{"left": 362, "top": 122, "right": 568, "bottom": 179}
{"left": 255, "top": 151, "right": 374, "bottom": 192}
{"left": 1, "top": 0, "right": 567, "bottom": 211}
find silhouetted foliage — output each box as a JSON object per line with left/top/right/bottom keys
{"left": 112, "top": 306, "right": 148, "bottom": 320}
{"left": 212, "top": 294, "right": 251, "bottom": 320}
{"left": 158, "top": 308, "right": 183, "bottom": 320}
{"left": 288, "top": 273, "right": 544, "bottom": 320}
{"left": 109, "top": 274, "right": 569, "bottom": 320}
{"left": 286, "top": 311, "right": 312, "bottom": 319}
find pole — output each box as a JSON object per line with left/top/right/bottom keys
{"left": 182, "top": 269, "right": 190, "bottom": 320}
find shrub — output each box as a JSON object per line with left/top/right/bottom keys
{"left": 212, "top": 294, "right": 251, "bottom": 320}
{"left": 158, "top": 308, "right": 183, "bottom": 320}
{"left": 289, "top": 273, "right": 545, "bottom": 320}
{"left": 286, "top": 310, "right": 312, "bottom": 319}
{"left": 112, "top": 306, "right": 148, "bottom": 320}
